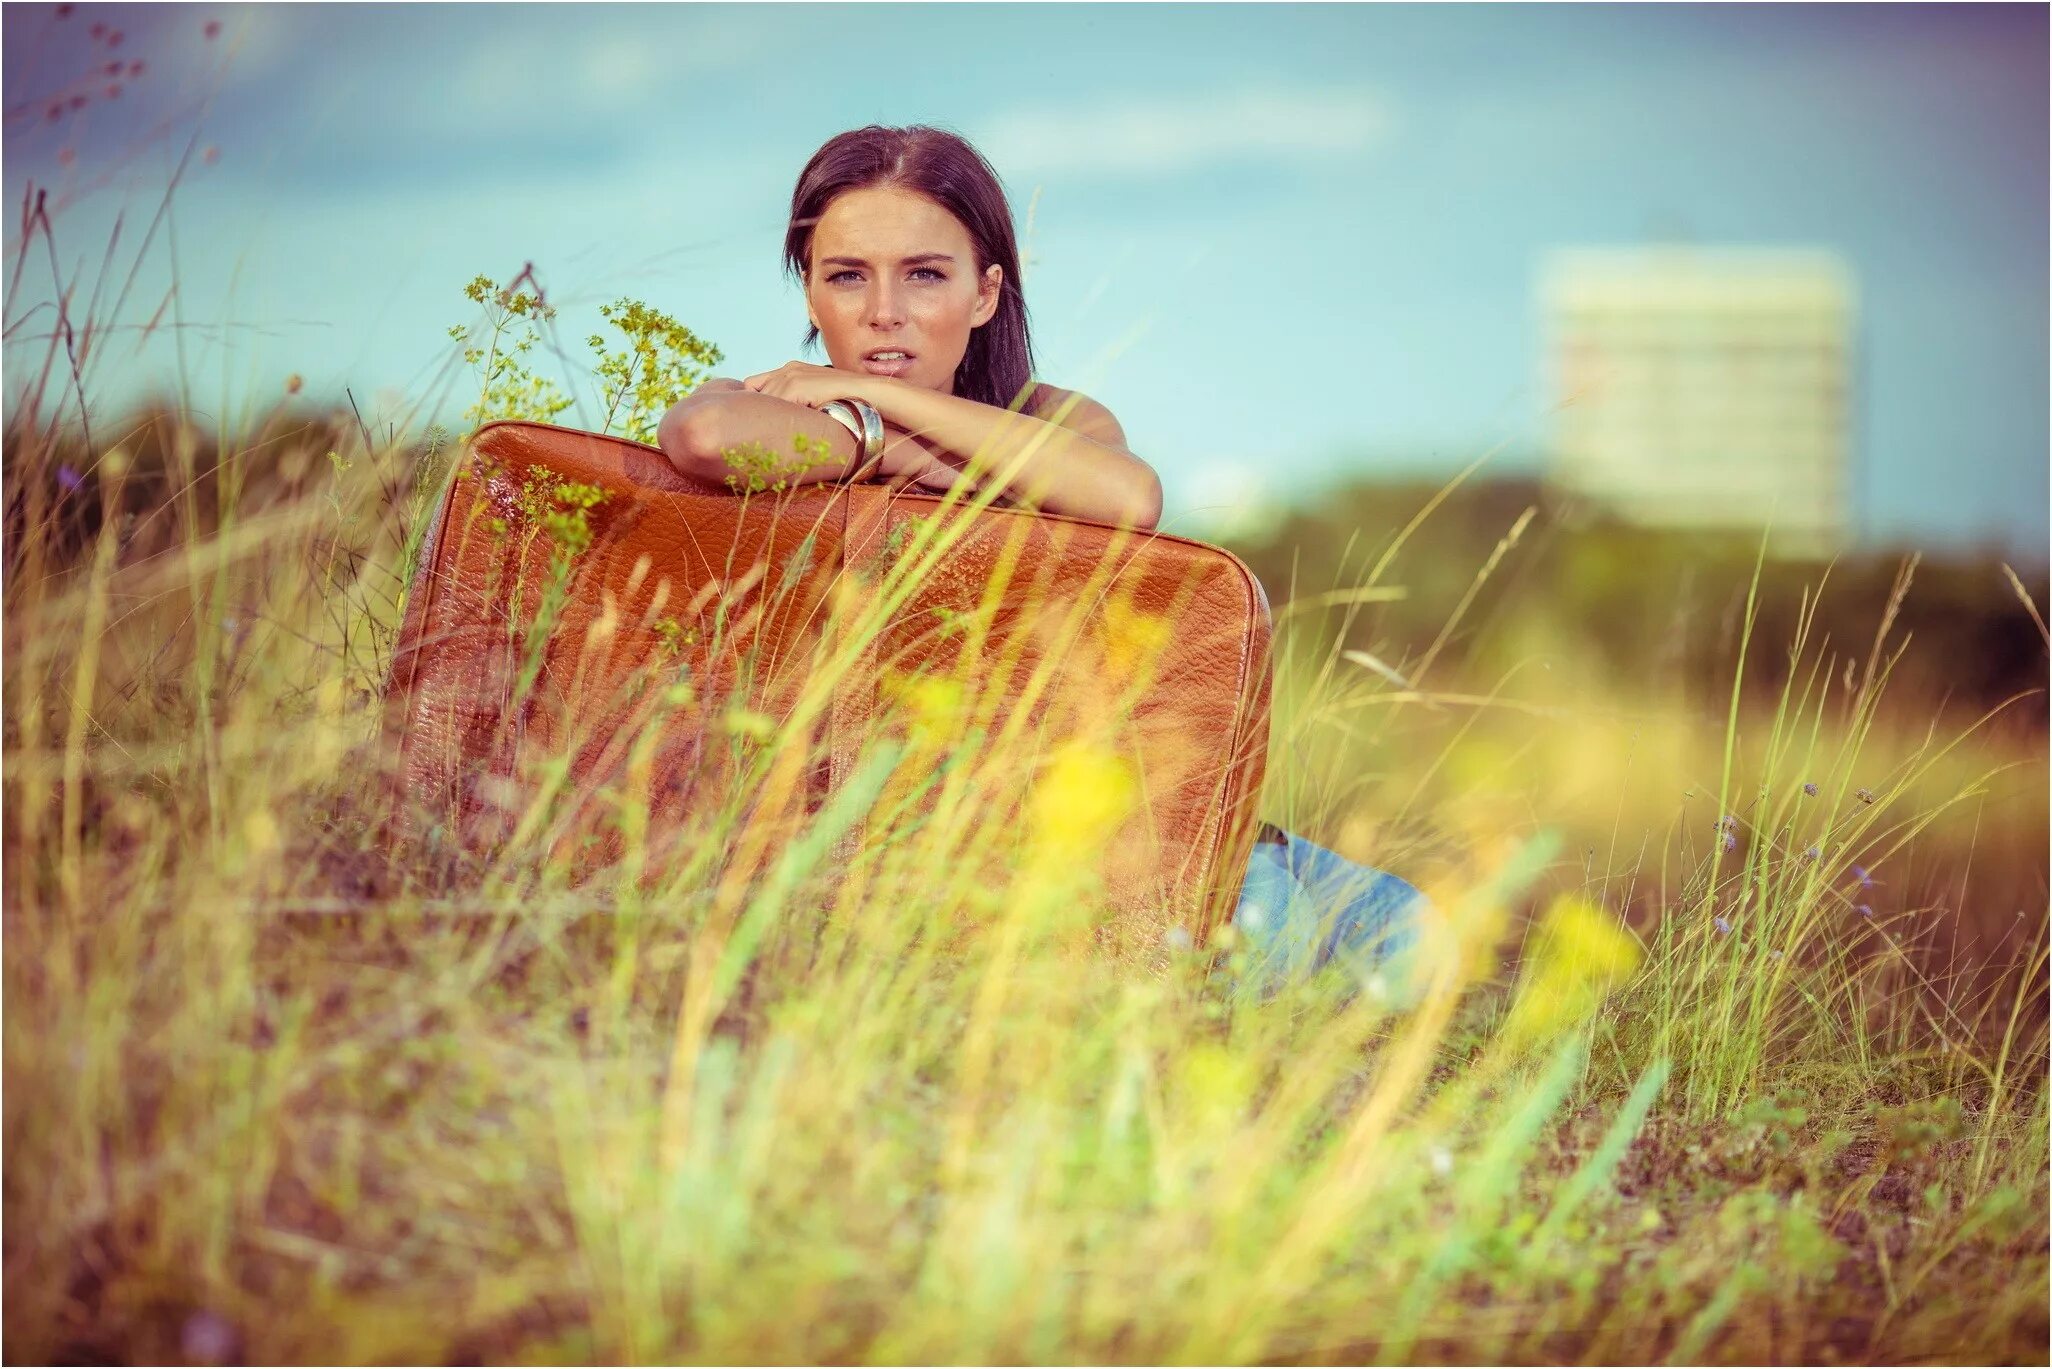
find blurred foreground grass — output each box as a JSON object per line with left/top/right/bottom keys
{"left": 3, "top": 379, "right": 2044, "bottom": 1365}
{"left": 7, "top": 10, "right": 2045, "bottom": 1356}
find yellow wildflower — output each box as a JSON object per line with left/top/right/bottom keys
{"left": 1099, "top": 598, "right": 1173, "bottom": 685}
{"left": 242, "top": 808, "right": 280, "bottom": 857}
{"left": 881, "top": 669, "right": 969, "bottom": 749}
{"left": 1498, "top": 892, "right": 1644, "bottom": 1050}
{"left": 1028, "top": 741, "right": 1137, "bottom": 862}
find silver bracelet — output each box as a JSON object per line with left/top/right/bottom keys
{"left": 819, "top": 400, "right": 863, "bottom": 454}
{"left": 840, "top": 396, "right": 886, "bottom": 480}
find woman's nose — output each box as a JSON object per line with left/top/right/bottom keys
{"left": 865, "top": 287, "right": 904, "bottom": 327}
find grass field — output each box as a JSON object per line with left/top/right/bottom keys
{"left": 5, "top": 192, "right": 2048, "bottom": 1364}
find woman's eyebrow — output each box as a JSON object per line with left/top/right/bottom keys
{"left": 820, "top": 253, "right": 956, "bottom": 267}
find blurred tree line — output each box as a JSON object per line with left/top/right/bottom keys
{"left": 5, "top": 400, "right": 377, "bottom": 575}
{"left": 1220, "top": 475, "right": 2048, "bottom": 730}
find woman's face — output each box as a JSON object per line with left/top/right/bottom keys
{"left": 804, "top": 184, "right": 1002, "bottom": 395}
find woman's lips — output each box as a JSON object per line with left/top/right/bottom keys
{"left": 860, "top": 353, "right": 916, "bottom": 377}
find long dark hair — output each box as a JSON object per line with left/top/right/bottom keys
{"left": 783, "top": 124, "right": 1038, "bottom": 411}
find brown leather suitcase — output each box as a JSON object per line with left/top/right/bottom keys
{"left": 380, "top": 419, "right": 1274, "bottom": 944}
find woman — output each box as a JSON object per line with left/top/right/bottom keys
{"left": 657, "top": 123, "right": 1426, "bottom": 1001}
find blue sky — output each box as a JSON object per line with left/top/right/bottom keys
{"left": 4, "top": 2, "right": 2045, "bottom": 553}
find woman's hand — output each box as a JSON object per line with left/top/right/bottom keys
{"left": 739, "top": 360, "right": 887, "bottom": 410}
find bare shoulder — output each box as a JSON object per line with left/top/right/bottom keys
{"left": 1025, "top": 383, "right": 1129, "bottom": 449}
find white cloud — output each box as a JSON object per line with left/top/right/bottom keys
{"left": 976, "top": 82, "right": 1396, "bottom": 180}
{"left": 439, "top": 10, "right": 772, "bottom": 139}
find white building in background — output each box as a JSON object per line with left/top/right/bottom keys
{"left": 1539, "top": 247, "right": 1857, "bottom": 555}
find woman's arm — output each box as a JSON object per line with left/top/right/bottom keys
{"left": 665, "top": 373, "right": 1161, "bottom": 527}
{"left": 859, "top": 380, "right": 1161, "bottom": 530}
{"left": 656, "top": 385, "right": 961, "bottom": 495}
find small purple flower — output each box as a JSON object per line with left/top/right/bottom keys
{"left": 1714, "top": 917, "right": 1733, "bottom": 936}
{"left": 1718, "top": 814, "right": 1739, "bottom": 832}
{"left": 1721, "top": 831, "right": 1738, "bottom": 853}
{"left": 180, "top": 1310, "right": 241, "bottom": 1365}
{"left": 1856, "top": 904, "right": 1874, "bottom": 920}
{"left": 1802, "top": 782, "right": 1819, "bottom": 797}
{"left": 56, "top": 464, "right": 83, "bottom": 492}
{"left": 1801, "top": 846, "right": 1821, "bottom": 863}
{"left": 1848, "top": 864, "right": 1879, "bottom": 889}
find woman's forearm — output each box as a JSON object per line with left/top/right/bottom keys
{"left": 862, "top": 380, "right": 1160, "bottom": 528}
{"left": 657, "top": 389, "right": 954, "bottom": 492}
